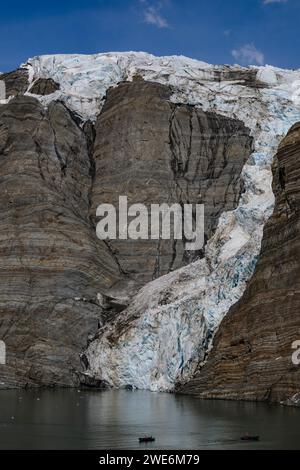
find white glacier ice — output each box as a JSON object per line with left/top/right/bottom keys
{"left": 19, "top": 52, "right": 300, "bottom": 390}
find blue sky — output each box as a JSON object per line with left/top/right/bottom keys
{"left": 0, "top": 0, "right": 299, "bottom": 71}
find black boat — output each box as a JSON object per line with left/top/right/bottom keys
{"left": 240, "top": 435, "right": 260, "bottom": 441}
{"left": 139, "top": 436, "right": 155, "bottom": 443}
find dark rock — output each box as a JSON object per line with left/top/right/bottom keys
{"left": 91, "top": 80, "right": 253, "bottom": 287}
{"left": 29, "top": 78, "right": 60, "bottom": 95}
{"left": 0, "top": 95, "right": 121, "bottom": 388}
{"left": 214, "top": 68, "right": 268, "bottom": 88}
{"left": 0, "top": 77, "right": 253, "bottom": 388}
{"left": 0, "top": 68, "right": 29, "bottom": 97}
{"left": 78, "top": 371, "right": 111, "bottom": 389}
{"left": 178, "top": 123, "right": 300, "bottom": 404}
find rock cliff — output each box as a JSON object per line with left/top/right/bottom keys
{"left": 1, "top": 52, "right": 300, "bottom": 397}
{"left": 91, "top": 79, "right": 252, "bottom": 285}
{"left": 0, "top": 69, "right": 252, "bottom": 388}
{"left": 179, "top": 123, "right": 300, "bottom": 404}
{"left": 0, "top": 95, "right": 122, "bottom": 387}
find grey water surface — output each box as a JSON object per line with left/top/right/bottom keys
{"left": 0, "top": 389, "right": 299, "bottom": 449}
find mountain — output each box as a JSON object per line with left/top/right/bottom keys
{"left": 0, "top": 52, "right": 300, "bottom": 403}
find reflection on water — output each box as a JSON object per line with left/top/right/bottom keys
{"left": 0, "top": 389, "right": 299, "bottom": 449}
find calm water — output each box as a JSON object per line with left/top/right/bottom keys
{"left": 0, "top": 389, "right": 299, "bottom": 449}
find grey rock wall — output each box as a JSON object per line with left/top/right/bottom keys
{"left": 0, "top": 76, "right": 252, "bottom": 388}
{"left": 178, "top": 123, "right": 300, "bottom": 404}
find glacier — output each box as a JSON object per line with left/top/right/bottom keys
{"left": 17, "top": 51, "right": 300, "bottom": 391}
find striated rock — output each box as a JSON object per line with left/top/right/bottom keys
{"left": 29, "top": 78, "right": 60, "bottom": 96}
{"left": 1, "top": 53, "right": 300, "bottom": 392}
{"left": 0, "top": 77, "right": 252, "bottom": 388}
{"left": 0, "top": 68, "right": 29, "bottom": 98}
{"left": 0, "top": 95, "right": 122, "bottom": 388}
{"left": 213, "top": 68, "right": 268, "bottom": 88}
{"left": 0, "top": 77, "right": 252, "bottom": 389}
{"left": 91, "top": 79, "right": 252, "bottom": 285}
{"left": 179, "top": 123, "right": 300, "bottom": 403}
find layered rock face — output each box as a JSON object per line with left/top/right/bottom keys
{"left": 91, "top": 79, "right": 252, "bottom": 285}
{"left": 1, "top": 68, "right": 29, "bottom": 98}
{"left": 0, "top": 95, "right": 122, "bottom": 388}
{"left": 1, "top": 52, "right": 300, "bottom": 394}
{"left": 0, "top": 75, "right": 252, "bottom": 388}
{"left": 179, "top": 123, "right": 300, "bottom": 403}
{"left": 29, "top": 78, "right": 60, "bottom": 96}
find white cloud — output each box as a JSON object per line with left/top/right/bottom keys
{"left": 140, "top": 1, "right": 169, "bottom": 28}
{"left": 144, "top": 6, "right": 168, "bottom": 27}
{"left": 263, "top": 0, "right": 288, "bottom": 4}
{"left": 231, "top": 43, "right": 265, "bottom": 66}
